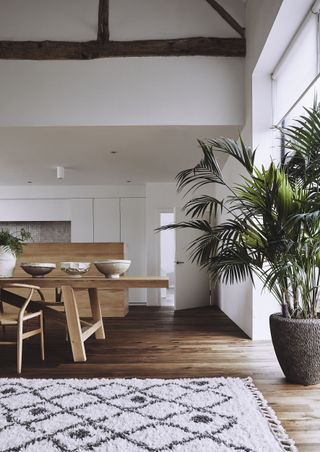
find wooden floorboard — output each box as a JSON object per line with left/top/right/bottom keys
{"left": 0, "top": 305, "right": 319, "bottom": 451}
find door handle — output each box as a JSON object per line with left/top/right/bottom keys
{"left": 175, "top": 261, "right": 185, "bottom": 264}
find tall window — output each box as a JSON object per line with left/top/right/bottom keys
{"left": 272, "top": 3, "right": 320, "bottom": 127}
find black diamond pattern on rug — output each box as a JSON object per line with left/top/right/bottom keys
{"left": 0, "top": 378, "right": 285, "bottom": 452}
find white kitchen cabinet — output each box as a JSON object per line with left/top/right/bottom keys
{"left": 70, "top": 199, "right": 93, "bottom": 242}
{"left": 93, "top": 199, "right": 120, "bottom": 242}
{"left": 90, "top": 196, "right": 147, "bottom": 304}
{"left": 0, "top": 199, "right": 70, "bottom": 222}
{"left": 120, "top": 198, "right": 147, "bottom": 303}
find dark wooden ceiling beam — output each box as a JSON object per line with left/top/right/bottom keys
{"left": 0, "top": 1, "right": 246, "bottom": 60}
{"left": 0, "top": 37, "right": 245, "bottom": 60}
{"left": 206, "top": 0, "right": 245, "bottom": 38}
{"left": 97, "top": 0, "right": 109, "bottom": 43}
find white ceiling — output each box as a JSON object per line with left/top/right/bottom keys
{"left": 0, "top": 125, "right": 238, "bottom": 185}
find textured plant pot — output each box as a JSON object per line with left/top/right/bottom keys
{"left": 270, "top": 313, "right": 320, "bottom": 385}
{"left": 0, "top": 247, "right": 16, "bottom": 277}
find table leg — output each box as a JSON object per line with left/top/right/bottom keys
{"left": 88, "top": 288, "right": 106, "bottom": 339}
{"left": 61, "top": 286, "right": 86, "bottom": 362}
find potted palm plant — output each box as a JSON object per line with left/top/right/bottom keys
{"left": 160, "top": 106, "right": 320, "bottom": 385}
{"left": 0, "top": 229, "right": 31, "bottom": 277}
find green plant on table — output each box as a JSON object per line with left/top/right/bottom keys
{"left": 0, "top": 228, "right": 32, "bottom": 257}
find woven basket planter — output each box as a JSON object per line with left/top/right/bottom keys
{"left": 270, "top": 313, "right": 320, "bottom": 385}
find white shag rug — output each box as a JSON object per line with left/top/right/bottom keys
{"left": 0, "top": 377, "right": 296, "bottom": 452}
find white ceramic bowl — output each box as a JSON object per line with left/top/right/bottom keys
{"left": 60, "top": 262, "right": 91, "bottom": 277}
{"left": 94, "top": 260, "right": 131, "bottom": 278}
{"left": 21, "top": 262, "right": 56, "bottom": 277}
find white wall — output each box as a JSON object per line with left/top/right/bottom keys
{"left": 0, "top": 0, "right": 244, "bottom": 41}
{"left": 0, "top": 0, "right": 98, "bottom": 41}
{"left": 0, "top": 199, "right": 70, "bottom": 221}
{"left": 160, "top": 212, "right": 175, "bottom": 295}
{"left": 110, "top": 0, "right": 244, "bottom": 40}
{"left": 217, "top": 0, "right": 283, "bottom": 338}
{"left": 160, "top": 213, "right": 175, "bottom": 278}
{"left": 94, "top": 199, "right": 121, "bottom": 242}
{"left": 0, "top": 185, "right": 145, "bottom": 199}
{"left": 215, "top": 156, "right": 253, "bottom": 337}
{"left": 145, "top": 183, "right": 178, "bottom": 305}
{"left": 120, "top": 197, "right": 147, "bottom": 303}
{"left": 250, "top": 0, "right": 314, "bottom": 339}
{"left": 230, "top": 0, "right": 284, "bottom": 339}
{"left": 0, "top": 1, "right": 245, "bottom": 127}
{"left": 217, "top": 0, "right": 314, "bottom": 339}
{"left": 145, "top": 181, "right": 212, "bottom": 309}
{"left": 70, "top": 199, "right": 94, "bottom": 242}
{"left": 0, "top": 58, "right": 244, "bottom": 127}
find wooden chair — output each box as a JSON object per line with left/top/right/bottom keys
{"left": 0, "top": 284, "right": 45, "bottom": 374}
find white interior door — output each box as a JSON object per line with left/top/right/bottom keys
{"left": 174, "top": 208, "right": 210, "bottom": 310}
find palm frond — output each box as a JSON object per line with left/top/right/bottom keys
{"left": 208, "top": 248, "right": 254, "bottom": 285}
{"left": 156, "top": 219, "right": 213, "bottom": 234}
{"left": 281, "top": 106, "right": 320, "bottom": 185}
{"left": 183, "top": 195, "right": 223, "bottom": 219}
{"left": 207, "top": 136, "right": 256, "bottom": 174}
{"left": 176, "top": 140, "right": 225, "bottom": 194}
{"left": 186, "top": 232, "right": 218, "bottom": 266}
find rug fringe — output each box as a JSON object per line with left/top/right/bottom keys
{"left": 244, "top": 377, "right": 297, "bottom": 452}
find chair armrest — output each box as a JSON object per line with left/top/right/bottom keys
{"left": 3, "top": 283, "right": 41, "bottom": 290}
{"left": 3, "top": 284, "right": 46, "bottom": 303}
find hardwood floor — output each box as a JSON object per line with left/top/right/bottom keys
{"left": 0, "top": 305, "right": 319, "bottom": 451}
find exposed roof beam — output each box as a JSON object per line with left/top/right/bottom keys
{"left": 206, "top": 0, "right": 245, "bottom": 38}
{"left": 97, "top": 0, "right": 109, "bottom": 43}
{"left": 0, "top": 37, "right": 245, "bottom": 60}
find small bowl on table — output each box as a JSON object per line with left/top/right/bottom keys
{"left": 21, "top": 262, "right": 56, "bottom": 278}
{"left": 94, "top": 259, "right": 131, "bottom": 279}
{"left": 60, "top": 262, "right": 91, "bottom": 278}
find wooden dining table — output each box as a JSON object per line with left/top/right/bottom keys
{"left": 0, "top": 276, "right": 169, "bottom": 363}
